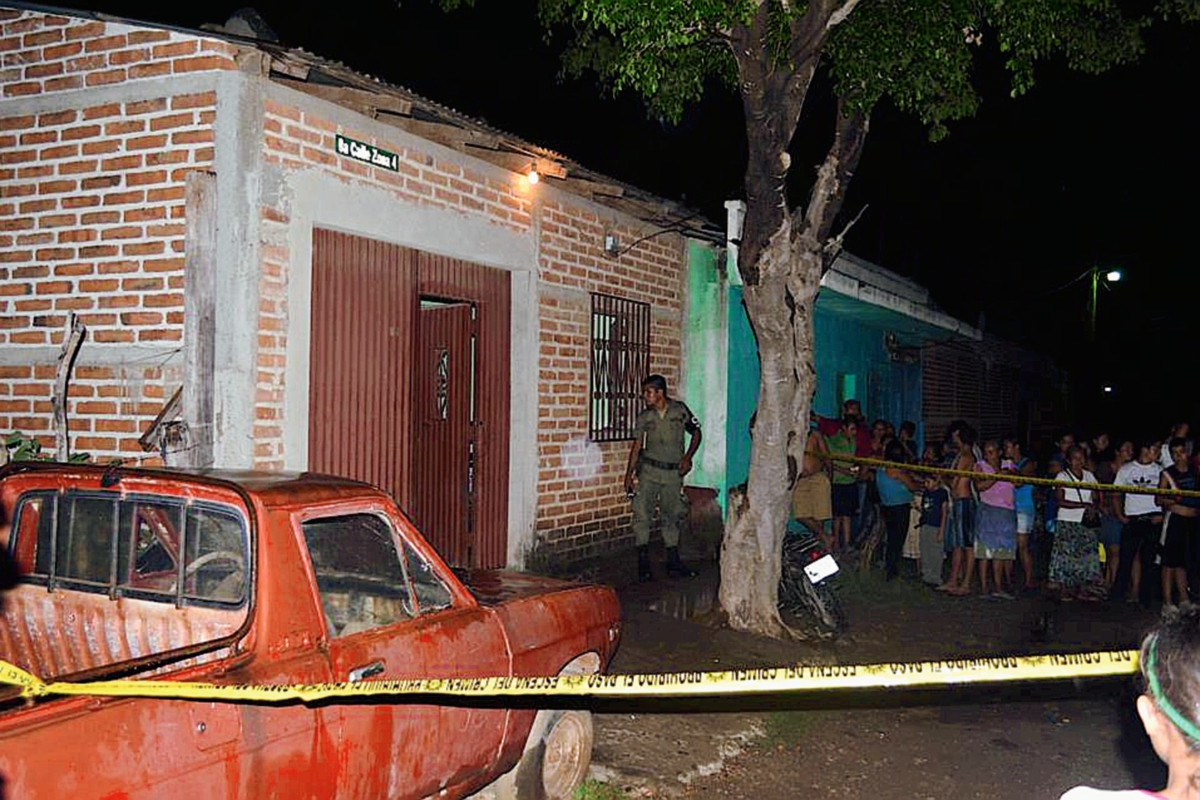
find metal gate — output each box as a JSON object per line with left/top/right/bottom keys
{"left": 308, "top": 231, "right": 511, "bottom": 568}
{"left": 309, "top": 230, "right": 416, "bottom": 509}
{"left": 415, "top": 252, "right": 511, "bottom": 568}
{"left": 922, "top": 340, "right": 1021, "bottom": 444}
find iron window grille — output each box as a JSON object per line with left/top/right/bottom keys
{"left": 589, "top": 293, "right": 650, "bottom": 441}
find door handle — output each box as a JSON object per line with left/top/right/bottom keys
{"left": 348, "top": 660, "right": 386, "bottom": 683}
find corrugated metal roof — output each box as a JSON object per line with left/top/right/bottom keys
{"left": 6, "top": 1, "right": 725, "bottom": 242}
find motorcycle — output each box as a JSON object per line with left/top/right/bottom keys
{"left": 778, "top": 522, "right": 846, "bottom": 636}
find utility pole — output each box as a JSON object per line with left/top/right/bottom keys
{"left": 1088, "top": 267, "right": 1099, "bottom": 341}
{"left": 1088, "top": 266, "right": 1122, "bottom": 341}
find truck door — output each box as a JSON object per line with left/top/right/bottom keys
{"left": 298, "top": 509, "right": 443, "bottom": 799}
{"left": 298, "top": 508, "right": 510, "bottom": 799}
{"left": 396, "top": 536, "right": 511, "bottom": 789}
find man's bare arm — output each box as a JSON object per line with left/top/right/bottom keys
{"left": 625, "top": 439, "right": 642, "bottom": 491}
{"left": 680, "top": 428, "right": 702, "bottom": 475}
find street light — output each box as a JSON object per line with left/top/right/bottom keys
{"left": 1089, "top": 266, "right": 1122, "bottom": 340}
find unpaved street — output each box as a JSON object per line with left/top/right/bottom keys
{"left": 593, "top": 569, "right": 1162, "bottom": 798}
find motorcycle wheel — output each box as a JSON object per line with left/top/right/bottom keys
{"left": 778, "top": 537, "right": 846, "bottom": 636}
{"left": 802, "top": 574, "right": 846, "bottom": 634}
{"left": 778, "top": 537, "right": 810, "bottom": 613}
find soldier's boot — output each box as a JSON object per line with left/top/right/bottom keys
{"left": 637, "top": 545, "right": 653, "bottom": 582}
{"left": 666, "top": 547, "right": 697, "bottom": 579}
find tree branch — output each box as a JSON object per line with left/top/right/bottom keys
{"left": 53, "top": 312, "right": 86, "bottom": 462}
{"left": 823, "top": 202, "right": 869, "bottom": 258}
{"left": 826, "top": 0, "right": 864, "bottom": 30}
{"left": 794, "top": 102, "right": 871, "bottom": 263}
{"left": 784, "top": 0, "right": 862, "bottom": 74}
{"left": 733, "top": 4, "right": 791, "bottom": 284}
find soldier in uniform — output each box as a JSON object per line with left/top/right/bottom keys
{"left": 624, "top": 374, "right": 702, "bottom": 581}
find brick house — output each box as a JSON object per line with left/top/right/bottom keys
{"left": 0, "top": 6, "right": 721, "bottom": 575}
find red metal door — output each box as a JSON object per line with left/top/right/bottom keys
{"left": 417, "top": 254, "right": 510, "bottom": 569}
{"left": 309, "top": 230, "right": 416, "bottom": 511}
{"left": 413, "top": 302, "right": 475, "bottom": 565}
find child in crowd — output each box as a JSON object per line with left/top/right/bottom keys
{"left": 918, "top": 473, "right": 949, "bottom": 586}
{"left": 1005, "top": 437, "right": 1038, "bottom": 592}
{"left": 1060, "top": 604, "right": 1200, "bottom": 799}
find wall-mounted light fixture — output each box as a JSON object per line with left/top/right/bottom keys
{"left": 523, "top": 158, "right": 566, "bottom": 186}
{"left": 604, "top": 232, "right": 620, "bottom": 256}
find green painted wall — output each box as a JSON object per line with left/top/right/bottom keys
{"left": 682, "top": 240, "right": 728, "bottom": 506}
{"left": 813, "top": 310, "right": 922, "bottom": 436}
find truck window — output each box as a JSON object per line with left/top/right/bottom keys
{"left": 14, "top": 491, "right": 248, "bottom": 607}
{"left": 58, "top": 495, "right": 118, "bottom": 588}
{"left": 400, "top": 540, "right": 453, "bottom": 614}
{"left": 180, "top": 505, "right": 247, "bottom": 604}
{"left": 302, "top": 513, "right": 420, "bottom": 637}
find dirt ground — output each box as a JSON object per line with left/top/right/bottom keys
{"left": 589, "top": 561, "right": 1165, "bottom": 799}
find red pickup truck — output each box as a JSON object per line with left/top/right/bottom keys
{"left": 0, "top": 462, "right": 622, "bottom": 799}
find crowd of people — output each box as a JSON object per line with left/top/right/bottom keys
{"left": 796, "top": 400, "right": 1200, "bottom": 609}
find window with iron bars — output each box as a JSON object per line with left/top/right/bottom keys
{"left": 589, "top": 293, "right": 650, "bottom": 441}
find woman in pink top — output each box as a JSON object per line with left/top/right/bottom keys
{"left": 973, "top": 440, "right": 1018, "bottom": 598}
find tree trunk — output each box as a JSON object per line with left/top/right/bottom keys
{"left": 717, "top": 1, "right": 868, "bottom": 639}
{"left": 719, "top": 219, "right": 822, "bottom": 638}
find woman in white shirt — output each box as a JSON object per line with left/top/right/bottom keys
{"left": 1047, "top": 445, "right": 1101, "bottom": 601}
{"left": 1113, "top": 439, "right": 1165, "bottom": 606}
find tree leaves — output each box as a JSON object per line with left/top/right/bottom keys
{"left": 539, "top": 0, "right": 747, "bottom": 123}
{"left": 534, "top": 0, "right": 1155, "bottom": 140}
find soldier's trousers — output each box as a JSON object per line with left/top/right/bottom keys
{"left": 632, "top": 465, "right": 686, "bottom": 547}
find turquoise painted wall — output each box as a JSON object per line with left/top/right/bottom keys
{"left": 812, "top": 310, "right": 922, "bottom": 437}
{"left": 723, "top": 290, "right": 923, "bottom": 493}
{"left": 726, "top": 285, "right": 758, "bottom": 496}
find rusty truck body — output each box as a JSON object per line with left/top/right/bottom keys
{"left": 0, "top": 463, "right": 621, "bottom": 799}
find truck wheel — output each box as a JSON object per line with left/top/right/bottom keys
{"left": 514, "top": 709, "right": 594, "bottom": 800}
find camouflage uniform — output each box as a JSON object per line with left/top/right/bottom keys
{"left": 631, "top": 399, "right": 700, "bottom": 547}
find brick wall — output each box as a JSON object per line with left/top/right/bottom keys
{"left": 535, "top": 200, "right": 684, "bottom": 569}
{"left": 261, "top": 100, "right": 535, "bottom": 229}
{"left": 260, "top": 99, "right": 686, "bottom": 567}
{"left": 0, "top": 9, "right": 235, "bottom": 460}
{"left": 1, "top": 11, "right": 237, "bottom": 98}
{"left": 0, "top": 8, "right": 690, "bottom": 569}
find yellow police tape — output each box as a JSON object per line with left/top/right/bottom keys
{"left": 0, "top": 650, "right": 1139, "bottom": 704}
{"left": 814, "top": 452, "right": 1200, "bottom": 500}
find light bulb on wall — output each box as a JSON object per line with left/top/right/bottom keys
{"left": 526, "top": 166, "right": 539, "bottom": 185}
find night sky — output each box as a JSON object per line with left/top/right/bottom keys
{"left": 64, "top": 0, "right": 1200, "bottom": 431}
